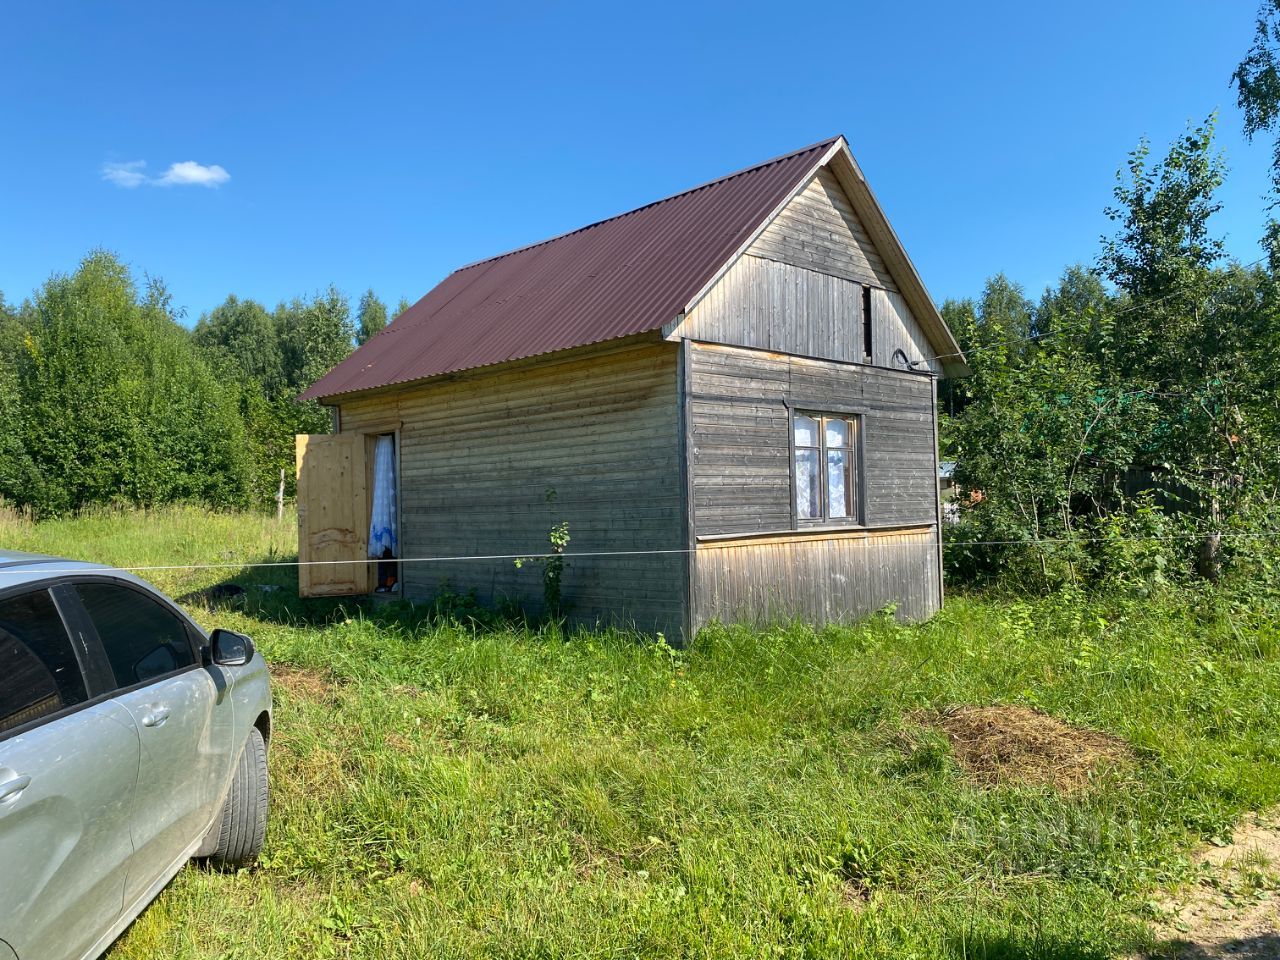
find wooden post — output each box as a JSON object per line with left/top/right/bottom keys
{"left": 276, "top": 468, "right": 285, "bottom": 522}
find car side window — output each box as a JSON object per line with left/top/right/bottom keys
{"left": 75, "top": 582, "right": 196, "bottom": 688}
{"left": 0, "top": 588, "right": 88, "bottom": 734}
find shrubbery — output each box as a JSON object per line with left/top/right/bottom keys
{"left": 943, "top": 118, "right": 1280, "bottom": 594}
{"left": 0, "top": 250, "right": 373, "bottom": 518}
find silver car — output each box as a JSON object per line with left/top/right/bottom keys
{"left": 0, "top": 551, "right": 272, "bottom": 960}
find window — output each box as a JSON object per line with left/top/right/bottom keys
{"left": 794, "top": 413, "right": 861, "bottom": 523}
{"left": 0, "top": 588, "right": 88, "bottom": 734}
{"left": 75, "top": 582, "right": 196, "bottom": 688}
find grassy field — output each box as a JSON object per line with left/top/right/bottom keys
{"left": 5, "top": 505, "right": 1280, "bottom": 958}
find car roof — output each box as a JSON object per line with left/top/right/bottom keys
{"left": 0, "top": 550, "right": 141, "bottom": 587}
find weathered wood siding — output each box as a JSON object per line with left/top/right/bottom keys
{"left": 673, "top": 167, "right": 940, "bottom": 374}
{"left": 749, "top": 167, "right": 897, "bottom": 292}
{"left": 335, "top": 340, "right": 687, "bottom": 637}
{"left": 686, "top": 341, "right": 941, "bottom": 626}
{"left": 688, "top": 342, "right": 939, "bottom": 535}
{"left": 872, "top": 288, "right": 939, "bottom": 373}
{"left": 694, "top": 527, "right": 940, "bottom": 627}
{"left": 677, "top": 255, "right": 866, "bottom": 362}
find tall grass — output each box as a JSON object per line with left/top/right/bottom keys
{"left": 0, "top": 501, "right": 297, "bottom": 600}
{"left": 4, "top": 508, "right": 1277, "bottom": 958}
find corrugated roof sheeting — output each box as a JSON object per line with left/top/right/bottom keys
{"left": 301, "top": 138, "right": 837, "bottom": 400}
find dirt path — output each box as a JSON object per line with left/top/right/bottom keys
{"left": 1142, "top": 811, "right": 1280, "bottom": 958}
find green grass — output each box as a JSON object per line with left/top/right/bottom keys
{"left": 6, "top": 505, "right": 1280, "bottom": 958}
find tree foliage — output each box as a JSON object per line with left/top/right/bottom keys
{"left": 1236, "top": 1, "right": 1280, "bottom": 188}
{"left": 0, "top": 252, "right": 250, "bottom": 514}
{"left": 356, "top": 289, "right": 388, "bottom": 345}
{"left": 945, "top": 118, "right": 1280, "bottom": 591}
{"left": 194, "top": 295, "right": 285, "bottom": 396}
{"left": 0, "top": 254, "right": 368, "bottom": 517}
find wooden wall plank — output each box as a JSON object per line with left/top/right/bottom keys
{"left": 692, "top": 527, "right": 941, "bottom": 629}
{"left": 872, "top": 288, "right": 941, "bottom": 374}
{"left": 337, "top": 341, "right": 688, "bottom": 638}
{"left": 687, "top": 342, "right": 939, "bottom": 537}
{"left": 674, "top": 255, "right": 940, "bottom": 375}
{"left": 748, "top": 167, "right": 898, "bottom": 292}
{"left": 671, "top": 168, "right": 943, "bottom": 376}
{"left": 685, "top": 342, "right": 942, "bottom": 628}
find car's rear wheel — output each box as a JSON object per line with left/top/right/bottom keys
{"left": 208, "top": 727, "right": 268, "bottom": 869}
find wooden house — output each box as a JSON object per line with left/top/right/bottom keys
{"left": 297, "top": 136, "right": 967, "bottom": 641}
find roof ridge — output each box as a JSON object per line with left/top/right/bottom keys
{"left": 451, "top": 135, "right": 842, "bottom": 273}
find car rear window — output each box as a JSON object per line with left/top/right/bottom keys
{"left": 0, "top": 588, "right": 88, "bottom": 734}
{"left": 75, "top": 582, "right": 196, "bottom": 688}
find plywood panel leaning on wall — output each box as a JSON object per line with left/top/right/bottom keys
{"left": 296, "top": 433, "right": 372, "bottom": 597}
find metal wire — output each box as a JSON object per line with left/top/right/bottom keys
{"left": 1, "top": 529, "right": 1273, "bottom": 576}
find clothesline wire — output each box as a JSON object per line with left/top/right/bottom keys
{"left": 2, "top": 529, "right": 1274, "bottom": 576}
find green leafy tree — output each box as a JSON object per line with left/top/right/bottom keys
{"left": 1037, "top": 265, "right": 1112, "bottom": 362}
{"left": 949, "top": 118, "right": 1280, "bottom": 589}
{"left": 977, "top": 273, "right": 1036, "bottom": 349}
{"left": 356, "top": 289, "right": 388, "bottom": 345}
{"left": 1096, "top": 117, "right": 1272, "bottom": 577}
{"left": 193, "top": 295, "right": 285, "bottom": 396}
{"left": 10, "top": 251, "right": 250, "bottom": 515}
{"left": 944, "top": 270, "right": 1125, "bottom": 588}
{"left": 1235, "top": 0, "right": 1280, "bottom": 260}
{"left": 0, "top": 362, "right": 38, "bottom": 505}
{"left": 1099, "top": 118, "right": 1227, "bottom": 385}
{"left": 277, "top": 285, "right": 354, "bottom": 394}
{"left": 274, "top": 286, "right": 354, "bottom": 435}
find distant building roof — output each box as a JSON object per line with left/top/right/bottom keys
{"left": 303, "top": 136, "right": 963, "bottom": 400}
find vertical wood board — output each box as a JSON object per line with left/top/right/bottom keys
{"left": 295, "top": 433, "right": 371, "bottom": 597}
{"left": 692, "top": 527, "right": 941, "bottom": 630}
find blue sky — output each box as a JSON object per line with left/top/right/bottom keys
{"left": 0, "top": 1, "right": 1272, "bottom": 322}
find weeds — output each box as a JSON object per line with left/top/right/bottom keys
{"left": 514, "top": 488, "right": 571, "bottom": 622}
{"left": 5, "top": 508, "right": 1278, "bottom": 957}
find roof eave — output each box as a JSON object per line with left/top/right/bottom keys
{"left": 299, "top": 330, "right": 669, "bottom": 404}
{"left": 670, "top": 136, "right": 970, "bottom": 379}
{"left": 673, "top": 137, "right": 846, "bottom": 328}
{"left": 823, "top": 143, "right": 969, "bottom": 379}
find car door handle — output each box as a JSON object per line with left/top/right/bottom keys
{"left": 141, "top": 707, "right": 171, "bottom": 728}
{"left": 0, "top": 775, "right": 31, "bottom": 804}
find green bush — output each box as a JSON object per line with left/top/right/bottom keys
{"left": 0, "top": 252, "right": 357, "bottom": 517}
{"left": 2, "top": 252, "right": 251, "bottom": 515}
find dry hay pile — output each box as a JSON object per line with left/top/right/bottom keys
{"left": 270, "top": 664, "right": 338, "bottom": 702}
{"left": 924, "top": 704, "right": 1131, "bottom": 793}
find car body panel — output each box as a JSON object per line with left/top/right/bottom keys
{"left": 114, "top": 666, "right": 232, "bottom": 908}
{"left": 0, "top": 552, "right": 272, "bottom": 960}
{"left": 0, "top": 699, "right": 139, "bottom": 960}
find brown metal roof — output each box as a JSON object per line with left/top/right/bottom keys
{"left": 300, "top": 137, "right": 840, "bottom": 400}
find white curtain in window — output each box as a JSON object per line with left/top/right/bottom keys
{"left": 827, "top": 451, "right": 849, "bottom": 518}
{"left": 795, "top": 449, "right": 820, "bottom": 519}
{"left": 368, "top": 435, "right": 398, "bottom": 558}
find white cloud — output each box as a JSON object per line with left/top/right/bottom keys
{"left": 101, "top": 158, "right": 230, "bottom": 189}
{"left": 155, "top": 160, "right": 230, "bottom": 188}
{"left": 102, "top": 160, "right": 148, "bottom": 188}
